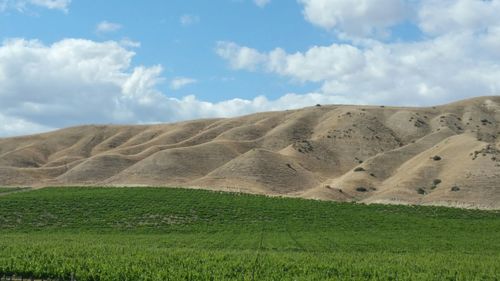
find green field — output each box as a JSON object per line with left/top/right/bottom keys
{"left": 0, "top": 187, "right": 499, "bottom": 280}
{"left": 0, "top": 187, "right": 26, "bottom": 194}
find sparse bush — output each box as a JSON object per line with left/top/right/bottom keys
{"left": 430, "top": 179, "right": 442, "bottom": 190}
{"left": 432, "top": 155, "right": 442, "bottom": 161}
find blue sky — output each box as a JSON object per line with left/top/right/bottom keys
{"left": 1, "top": 0, "right": 327, "bottom": 102}
{"left": 1, "top": 0, "right": 500, "bottom": 136}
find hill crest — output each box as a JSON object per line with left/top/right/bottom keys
{"left": 1, "top": 96, "right": 499, "bottom": 209}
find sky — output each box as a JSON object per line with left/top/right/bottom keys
{"left": 1, "top": 0, "right": 500, "bottom": 137}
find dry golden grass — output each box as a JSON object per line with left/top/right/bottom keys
{"left": 1, "top": 96, "right": 499, "bottom": 209}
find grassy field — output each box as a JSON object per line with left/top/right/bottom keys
{"left": 0, "top": 187, "right": 26, "bottom": 194}
{"left": 0, "top": 187, "right": 499, "bottom": 280}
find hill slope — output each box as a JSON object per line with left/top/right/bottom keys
{"left": 1, "top": 96, "right": 499, "bottom": 209}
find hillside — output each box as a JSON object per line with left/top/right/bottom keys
{"left": 1, "top": 96, "right": 499, "bottom": 209}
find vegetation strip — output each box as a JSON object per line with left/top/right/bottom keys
{"left": 0, "top": 187, "right": 499, "bottom": 280}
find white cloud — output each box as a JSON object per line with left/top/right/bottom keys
{"left": 216, "top": 29, "right": 500, "bottom": 106}
{"left": 216, "top": 41, "right": 267, "bottom": 70}
{"left": 298, "top": 0, "right": 410, "bottom": 37}
{"left": 96, "top": 21, "right": 122, "bottom": 33}
{"left": 180, "top": 14, "right": 200, "bottom": 26}
{"left": 267, "top": 44, "right": 366, "bottom": 82}
{"left": 0, "top": 113, "right": 55, "bottom": 137}
{"left": 1, "top": 0, "right": 71, "bottom": 12}
{"left": 254, "top": 0, "right": 270, "bottom": 8}
{"left": 297, "top": 0, "right": 500, "bottom": 39}
{"left": 4, "top": 1, "right": 500, "bottom": 137}
{"left": 0, "top": 38, "right": 346, "bottom": 137}
{"left": 29, "top": 0, "right": 70, "bottom": 11}
{"left": 212, "top": 1, "right": 500, "bottom": 106}
{"left": 0, "top": 39, "right": 135, "bottom": 129}
{"left": 217, "top": 41, "right": 367, "bottom": 82}
{"left": 170, "top": 77, "right": 197, "bottom": 90}
{"left": 418, "top": 0, "right": 500, "bottom": 35}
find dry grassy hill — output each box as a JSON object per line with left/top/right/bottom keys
{"left": 1, "top": 96, "right": 499, "bottom": 209}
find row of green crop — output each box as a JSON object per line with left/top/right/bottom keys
{"left": 1, "top": 234, "right": 499, "bottom": 281}
{"left": 1, "top": 187, "right": 498, "bottom": 233}
{"left": 0, "top": 187, "right": 27, "bottom": 194}
{"left": 1, "top": 187, "right": 499, "bottom": 280}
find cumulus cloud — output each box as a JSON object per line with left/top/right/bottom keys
{"left": 213, "top": 0, "right": 500, "bottom": 106}
{"left": 170, "top": 77, "right": 197, "bottom": 90}
{"left": 96, "top": 21, "right": 122, "bottom": 33}
{"left": 254, "top": 0, "right": 270, "bottom": 8}
{"left": 1, "top": 0, "right": 71, "bottom": 12}
{"left": 0, "top": 38, "right": 343, "bottom": 137}
{"left": 4, "top": 1, "right": 500, "bottom": 137}
{"left": 217, "top": 41, "right": 367, "bottom": 82}
{"left": 298, "top": 0, "right": 500, "bottom": 39}
{"left": 216, "top": 41, "right": 267, "bottom": 70}
{"left": 267, "top": 44, "right": 366, "bottom": 82}
{"left": 216, "top": 30, "right": 500, "bottom": 106}
{"left": 418, "top": 0, "right": 500, "bottom": 35}
{"left": 0, "top": 39, "right": 135, "bottom": 129}
{"left": 0, "top": 113, "right": 55, "bottom": 137}
{"left": 299, "top": 0, "right": 410, "bottom": 37}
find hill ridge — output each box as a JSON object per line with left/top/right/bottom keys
{"left": 1, "top": 96, "right": 499, "bottom": 209}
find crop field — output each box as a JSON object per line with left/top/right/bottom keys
{"left": 0, "top": 187, "right": 499, "bottom": 280}
{"left": 0, "top": 187, "right": 26, "bottom": 194}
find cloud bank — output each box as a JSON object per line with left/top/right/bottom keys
{"left": 0, "top": 39, "right": 340, "bottom": 137}
{"left": 2, "top": 0, "right": 500, "bottom": 137}
{"left": 299, "top": 0, "right": 410, "bottom": 37}
{"left": 216, "top": 0, "right": 500, "bottom": 106}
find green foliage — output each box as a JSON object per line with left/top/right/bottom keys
{"left": 0, "top": 187, "right": 26, "bottom": 194}
{"left": 0, "top": 187, "right": 499, "bottom": 280}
